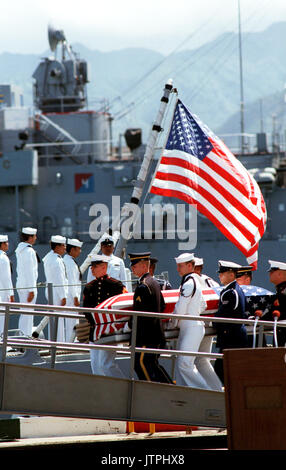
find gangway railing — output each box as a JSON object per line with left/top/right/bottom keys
{"left": 0, "top": 300, "right": 285, "bottom": 426}
{"left": 0, "top": 300, "right": 284, "bottom": 376}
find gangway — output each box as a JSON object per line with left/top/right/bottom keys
{"left": 0, "top": 300, "right": 281, "bottom": 429}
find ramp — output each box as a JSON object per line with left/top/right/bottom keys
{"left": 0, "top": 363, "right": 225, "bottom": 428}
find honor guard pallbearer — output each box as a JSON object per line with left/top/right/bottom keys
{"left": 87, "top": 235, "right": 128, "bottom": 288}
{"left": 128, "top": 252, "right": 173, "bottom": 384}
{"left": 235, "top": 265, "right": 253, "bottom": 286}
{"left": 16, "top": 227, "right": 39, "bottom": 336}
{"left": 268, "top": 260, "right": 286, "bottom": 346}
{"left": 63, "top": 238, "right": 83, "bottom": 342}
{"left": 193, "top": 257, "right": 220, "bottom": 288}
{"left": 43, "top": 235, "right": 68, "bottom": 341}
{"left": 213, "top": 260, "right": 248, "bottom": 384}
{"left": 83, "top": 254, "right": 126, "bottom": 378}
{"left": 173, "top": 253, "right": 222, "bottom": 390}
{"left": 149, "top": 257, "right": 172, "bottom": 290}
{"left": 0, "top": 235, "right": 14, "bottom": 334}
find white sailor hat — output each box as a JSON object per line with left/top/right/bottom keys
{"left": 217, "top": 260, "right": 241, "bottom": 273}
{"left": 22, "top": 227, "right": 37, "bottom": 235}
{"left": 194, "top": 257, "right": 204, "bottom": 266}
{"left": 50, "top": 235, "right": 66, "bottom": 244}
{"left": 100, "top": 235, "right": 114, "bottom": 245}
{"left": 268, "top": 260, "right": 286, "bottom": 271}
{"left": 174, "top": 253, "right": 195, "bottom": 264}
{"left": 67, "top": 238, "right": 83, "bottom": 248}
{"left": 0, "top": 235, "right": 8, "bottom": 242}
{"left": 90, "top": 254, "right": 110, "bottom": 265}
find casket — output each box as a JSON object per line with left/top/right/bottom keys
{"left": 91, "top": 286, "right": 275, "bottom": 341}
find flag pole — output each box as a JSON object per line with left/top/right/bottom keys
{"left": 147, "top": 96, "right": 178, "bottom": 196}
{"left": 114, "top": 79, "right": 174, "bottom": 258}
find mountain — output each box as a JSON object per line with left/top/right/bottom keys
{"left": 1, "top": 22, "right": 286, "bottom": 142}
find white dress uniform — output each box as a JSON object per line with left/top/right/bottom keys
{"left": 192, "top": 258, "right": 222, "bottom": 391}
{"left": 0, "top": 235, "right": 14, "bottom": 334}
{"left": 87, "top": 253, "right": 127, "bottom": 286}
{"left": 43, "top": 236, "right": 68, "bottom": 342}
{"left": 194, "top": 257, "right": 220, "bottom": 288}
{"left": 199, "top": 274, "right": 220, "bottom": 288}
{"left": 63, "top": 238, "right": 83, "bottom": 342}
{"left": 174, "top": 253, "right": 222, "bottom": 390}
{"left": 16, "top": 227, "right": 39, "bottom": 335}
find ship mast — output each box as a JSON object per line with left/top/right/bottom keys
{"left": 238, "top": 0, "right": 245, "bottom": 154}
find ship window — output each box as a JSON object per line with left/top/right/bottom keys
{"left": 278, "top": 203, "right": 285, "bottom": 212}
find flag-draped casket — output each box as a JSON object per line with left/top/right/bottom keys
{"left": 90, "top": 286, "right": 275, "bottom": 341}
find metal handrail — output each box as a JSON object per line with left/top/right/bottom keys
{"left": 0, "top": 299, "right": 284, "bottom": 380}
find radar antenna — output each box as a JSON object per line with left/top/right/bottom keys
{"left": 48, "top": 24, "right": 66, "bottom": 52}
{"left": 32, "top": 24, "right": 89, "bottom": 112}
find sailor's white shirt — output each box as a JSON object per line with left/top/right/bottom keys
{"left": 0, "top": 250, "right": 14, "bottom": 301}
{"left": 43, "top": 250, "right": 68, "bottom": 302}
{"left": 15, "top": 242, "right": 38, "bottom": 295}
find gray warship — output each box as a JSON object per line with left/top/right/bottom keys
{"left": 0, "top": 25, "right": 285, "bottom": 299}
{"left": 0, "top": 28, "right": 285, "bottom": 447}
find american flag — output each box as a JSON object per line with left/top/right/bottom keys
{"left": 150, "top": 100, "right": 267, "bottom": 268}
{"left": 239, "top": 285, "right": 275, "bottom": 318}
{"left": 91, "top": 286, "right": 275, "bottom": 340}
{"left": 91, "top": 293, "right": 133, "bottom": 340}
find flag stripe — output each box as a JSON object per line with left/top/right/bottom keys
{"left": 160, "top": 153, "right": 253, "bottom": 208}
{"left": 150, "top": 184, "right": 252, "bottom": 257}
{"left": 160, "top": 149, "right": 266, "bottom": 226}
{"left": 155, "top": 170, "right": 256, "bottom": 244}
{"left": 206, "top": 141, "right": 252, "bottom": 196}
{"left": 206, "top": 149, "right": 267, "bottom": 231}
{"left": 158, "top": 155, "right": 262, "bottom": 228}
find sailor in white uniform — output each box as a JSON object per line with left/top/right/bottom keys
{"left": 192, "top": 257, "right": 222, "bottom": 391}
{"left": 16, "top": 227, "right": 39, "bottom": 336}
{"left": 173, "top": 253, "right": 222, "bottom": 391}
{"left": 43, "top": 235, "right": 68, "bottom": 342}
{"left": 63, "top": 238, "right": 83, "bottom": 342}
{"left": 87, "top": 236, "right": 127, "bottom": 287}
{"left": 0, "top": 235, "right": 14, "bottom": 334}
{"left": 193, "top": 257, "right": 220, "bottom": 288}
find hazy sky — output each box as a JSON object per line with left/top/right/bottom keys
{"left": 1, "top": 0, "right": 286, "bottom": 55}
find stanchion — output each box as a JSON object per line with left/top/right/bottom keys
{"left": 252, "top": 310, "right": 263, "bottom": 348}
{"left": 273, "top": 310, "right": 280, "bottom": 347}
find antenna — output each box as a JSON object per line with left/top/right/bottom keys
{"left": 238, "top": 0, "right": 245, "bottom": 155}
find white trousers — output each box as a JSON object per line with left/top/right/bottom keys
{"left": 90, "top": 346, "right": 125, "bottom": 378}
{"left": 17, "top": 289, "right": 37, "bottom": 336}
{"left": 175, "top": 320, "right": 221, "bottom": 390}
{"left": 195, "top": 336, "right": 222, "bottom": 391}
{"left": 0, "top": 315, "right": 4, "bottom": 336}
{"left": 63, "top": 297, "right": 78, "bottom": 343}
{"left": 45, "top": 293, "right": 66, "bottom": 343}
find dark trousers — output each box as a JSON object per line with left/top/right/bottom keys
{"left": 134, "top": 348, "right": 173, "bottom": 384}
{"left": 277, "top": 328, "right": 286, "bottom": 347}
{"left": 214, "top": 358, "right": 224, "bottom": 385}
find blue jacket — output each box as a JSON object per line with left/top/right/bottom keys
{"left": 214, "top": 280, "right": 248, "bottom": 350}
